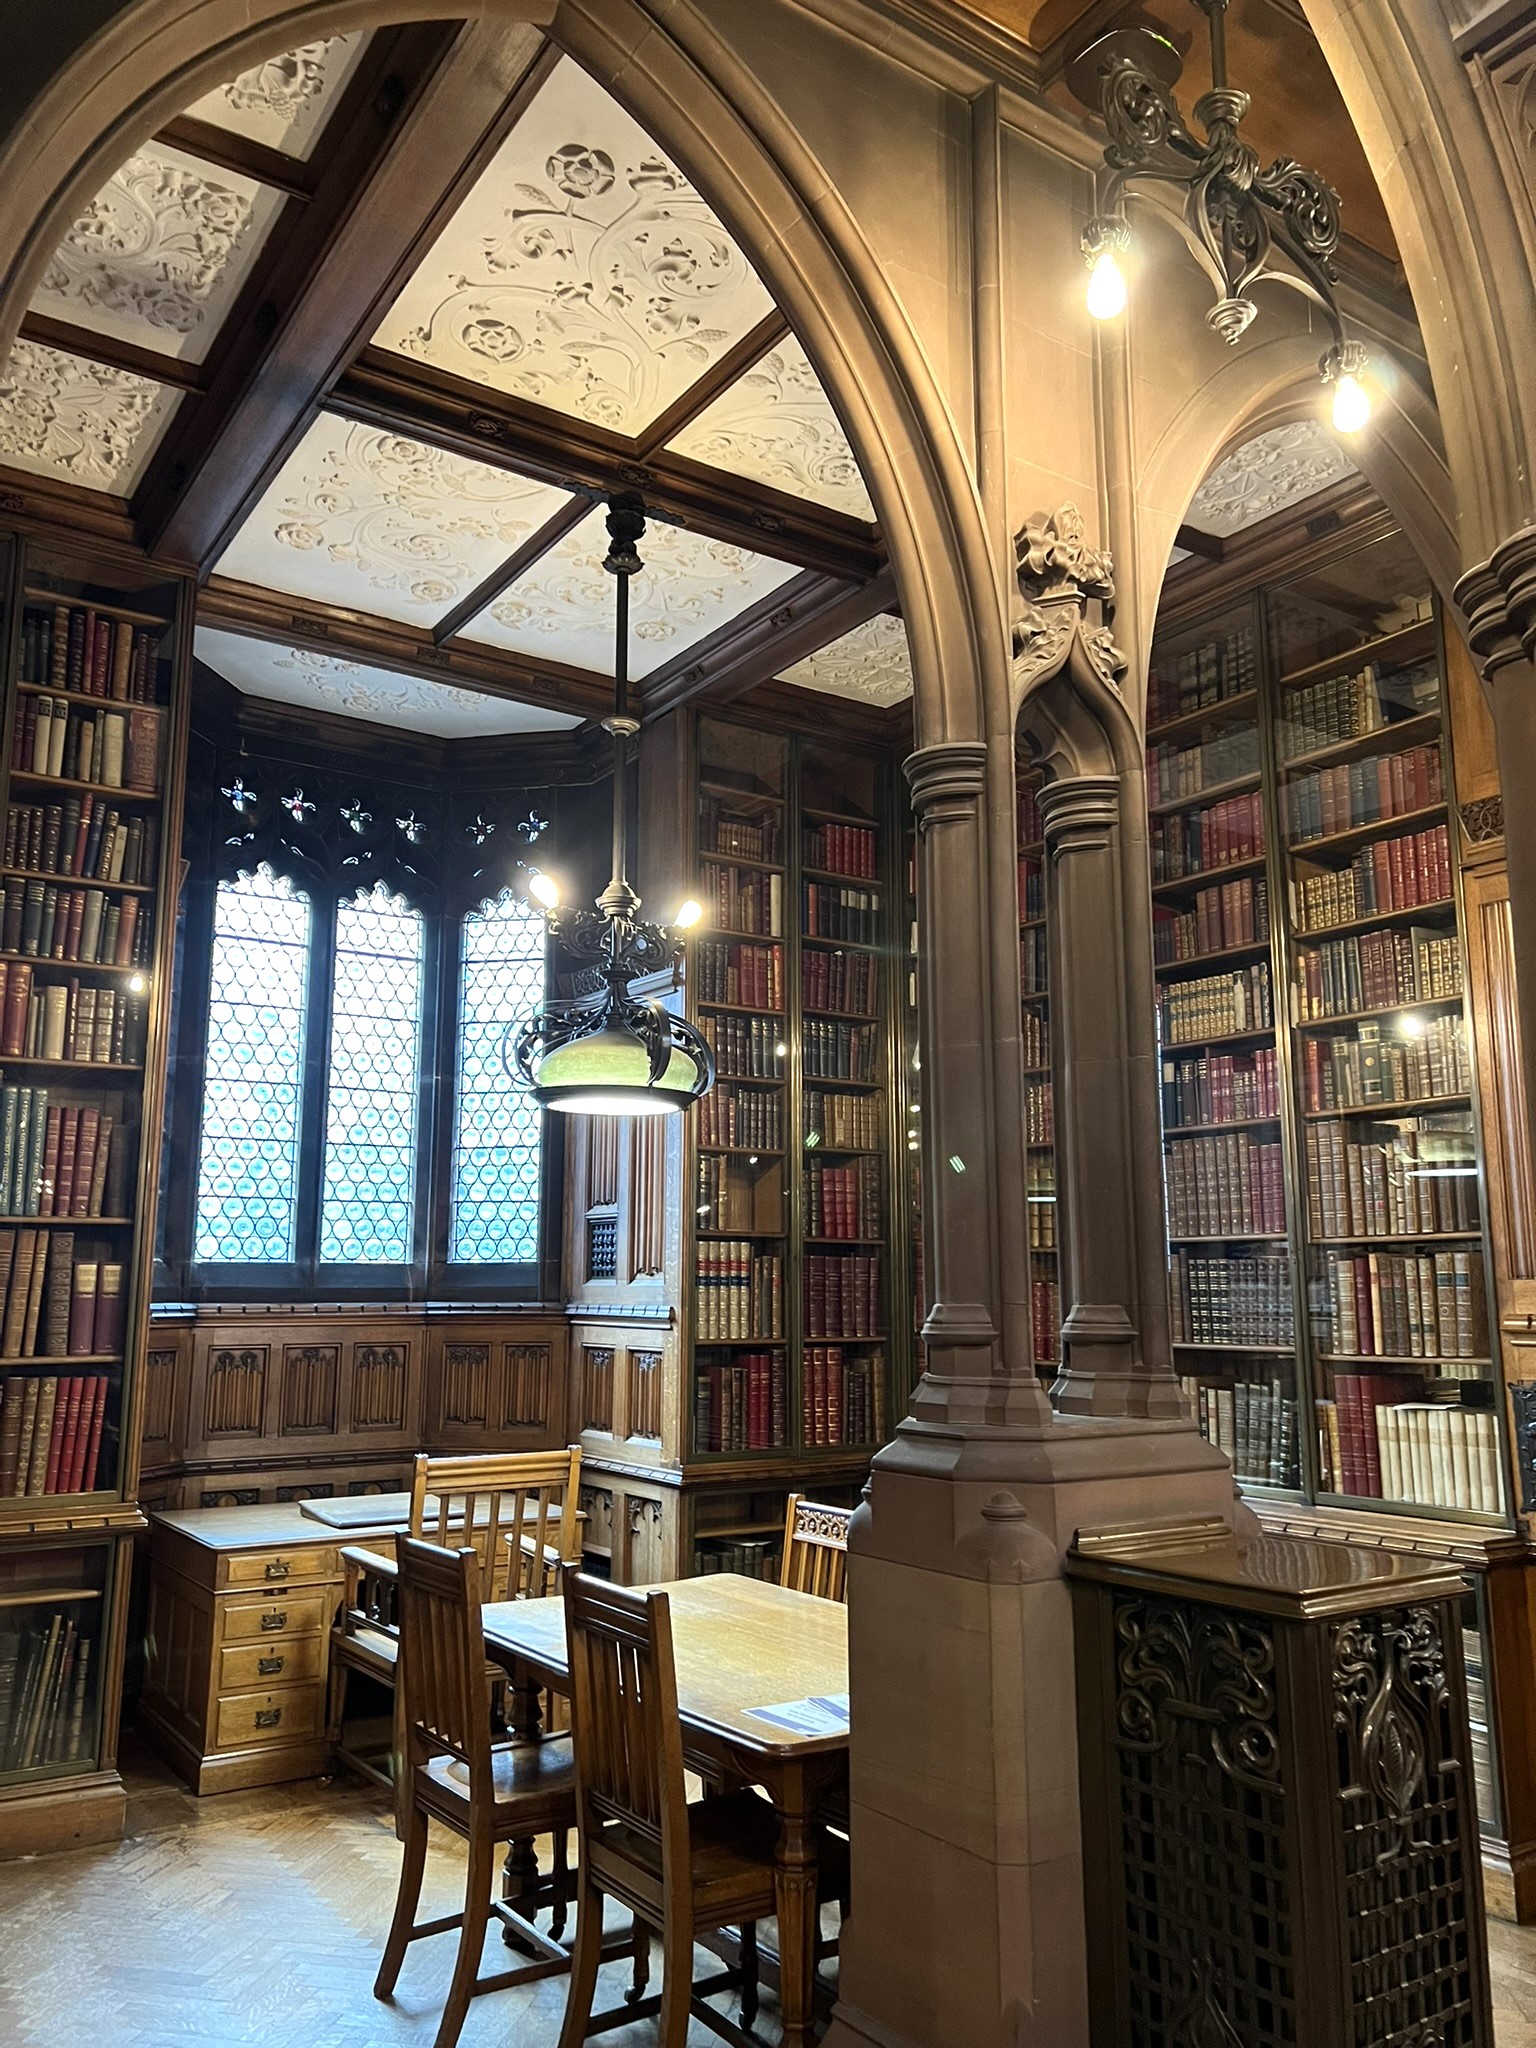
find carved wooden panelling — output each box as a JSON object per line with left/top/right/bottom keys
{"left": 628, "top": 1117, "right": 666, "bottom": 1279}
{"left": 581, "top": 1346, "right": 615, "bottom": 1434}
{"left": 587, "top": 1116, "right": 620, "bottom": 1206}
{"left": 141, "top": 1349, "right": 178, "bottom": 1447}
{"left": 1481, "top": 891, "right": 1536, "bottom": 1280}
{"left": 199, "top": 1485, "right": 260, "bottom": 1507}
{"left": 587, "top": 1213, "right": 618, "bottom": 1280}
{"left": 578, "top": 1484, "right": 614, "bottom": 1557}
{"left": 275, "top": 1481, "right": 335, "bottom": 1502}
{"left": 281, "top": 1345, "right": 339, "bottom": 1434}
{"left": 346, "top": 1476, "right": 399, "bottom": 1496}
{"left": 627, "top": 1349, "right": 663, "bottom": 1441}
{"left": 204, "top": 1348, "right": 268, "bottom": 1435}
{"left": 503, "top": 1343, "right": 550, "bottom": 1428}
{"left": 441, "top": 1342, "right": 491, "bottom": 1427}
{"left": 627, "top": 1494, "right": 665, "bottom": 1582}
{"left": 350, "top": 1342, "right": 407, "bottom": 1431}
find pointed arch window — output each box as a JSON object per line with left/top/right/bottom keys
{"left": 450, "top": 889, "right": 546, "bottom": 1266}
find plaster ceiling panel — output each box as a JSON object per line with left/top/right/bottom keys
{"left": 213, "top": 413, "right": 575, "bottom": 627}
{"left": 665, "top": 335, "right": 875, "bottom": 522}
{"left": 31, "top": 144, "right": 284, "bottom": 366}
{"left": 780, "top": 613, "right": 913, "bottom": 708}
{"left": 182, "top": 34, "right": 370, "bottom": 159}
{"left": 1186, "top": 420, "right": 1358, "bottom": 538}
{"left": 0, "top": 339, "right": 179, "bottom": 495}
{"left": 460, "top": 503, "right": 799, "bottom": 680}
{"left": 372, "top": 56, "right": 776, "bottom": 436}
{"left": 195, "top": 627, "right": 580, "bottom": 737}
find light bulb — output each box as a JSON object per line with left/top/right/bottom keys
{"left": 528, "top": 871, "right": 560, "bottom": 910}
{"left": 128, "top": 973, "right": 146, "bottom": 994}
{"left": 1086, "top": 248, "right": 1127, "bottom": 321}
{"left": 1331, "top": 370, "right": 1370, "bottom": 434}
{"left": 674, "top": 898, "right": 703, "bottom": 929}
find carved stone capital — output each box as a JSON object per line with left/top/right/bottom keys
{"left": 1455, "top": 522, "right": 1536, "bottom": 677}
{"left": 1038, "top": 773, "right": 1119, "bottom": 850}
{"left": 903, "top": 740, "right": 987, "bottom": 828}
{"left": 1011, "top": 504, "right": 1128, "bottom": 698}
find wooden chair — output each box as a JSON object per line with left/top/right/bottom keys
{"left": 780, "top": 1494, "right": 852, "bottom": 1603}
{"left": 375, "top": 1536, "right": 576, "bottom": 2048}
{"left": 558, "top": 1572, "right": 777, "bottom": 2048}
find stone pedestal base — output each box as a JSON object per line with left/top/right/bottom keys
{"left": 824, "top": 1413, "right": 1240, "bottom": 2048}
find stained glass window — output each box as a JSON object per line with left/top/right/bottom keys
{"left": 319, "top": 884, "right": 425, "bottom": 1265}
{"left": 193, "top": 865, "right": 311, "bottom": 1264}
{"left": 450, "top": 890, "right": 546, "bottom": 1264}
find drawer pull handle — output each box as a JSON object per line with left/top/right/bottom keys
{"left": 257, "top": 1656, "right": 284, "bottom": 1676}
{"left": 260, "top": 1611, "right": 287, "bottom": 1633}
{"left": 255, "top": 1708, "right": 282, "bottom": 1729}
{"left": 264, "top": 1560, "right": 291, "bottom": 1581}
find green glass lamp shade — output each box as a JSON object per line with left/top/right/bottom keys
{"left": 532, "top": 1019, "right": 706, "bottom": 1115}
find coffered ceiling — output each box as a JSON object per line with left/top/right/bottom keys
{"left": 181, "top": 34, "right": 369, "bottom": 158}
{"left": 1185, "top": 420, "right": 1359, "bottom": 539}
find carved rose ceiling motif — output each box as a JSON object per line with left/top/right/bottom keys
{"left": 33, "top": 144, "right": 281, "bottom": 364}
{"left": 781, "top": 612, "right": 913, "bottom": 707}
{"left": 373, "top": 56, "right": 775, "bottom": 436}
{"left": 0, "top": 339, "right": 177, "bottom": 494}
{"left": 183, "top": 34, "right": 369, "bottom": 159}
{"left": 666, "top": 334, "right": 875, "bottom": 522}
{"left": 195, "top": 627, "right": 580, "bottom": 737}
{"left": 460, "top": 502, "right": 798, "bottom": 679}
{"left": 1187, "top": 420, "right": 1357, "bottom": 538}
{"left": 214, "top": 413, "right": 574, "bottom": 627}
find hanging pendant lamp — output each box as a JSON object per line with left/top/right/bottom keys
{"left": 509, "top": 494, "right": 715, "bottom": 1116}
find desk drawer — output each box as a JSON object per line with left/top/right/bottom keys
{"left": 219, "top": 1590, "right": 330, "bottom": 1644}
{"left": 219, "top": 1636, "right": 325, "bottom": 1694}
{"left": 221, "top": 1548, "right": 334, "bottom": 1590}
{"left": 214, "top": 1686, "right": 323, "bottom": 1751}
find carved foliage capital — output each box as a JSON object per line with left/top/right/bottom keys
{"left": 1011, "top": 504, "right": 1128, "bottom": 697}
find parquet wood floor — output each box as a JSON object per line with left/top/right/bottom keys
{"left": 4, "top": 1746, "right": 1536, "bottom": 2045}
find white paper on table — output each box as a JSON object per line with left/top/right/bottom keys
{"left": 745, "top": 1692, "right": 850, "bottom": 1736}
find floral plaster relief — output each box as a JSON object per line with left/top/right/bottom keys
{"left": 461, "top": 501, "right": 798, "bottom": 680}
{"left": 1186, "top": 420, "right": 1357, "bottom": 539}
{"left": 183, "top": 35, "right": 369, "bottom": 159}
{"left": 33, "top": 144, "right": 281, "bottom": 365}
{"left": 781, "top": 613, "right": 913, "bottom": 707}
{"left": 0, "top": 339, "right": 177, "bottom": 495}
{"left": 373, "top": 56, "right": 775, "bottom": 436}
{"left": 194, "top": 628, "right": 580, "bottom": 738}
{"left": 214, "top": 413, "right": 575, "bottom": 628}
{"left": 667, "top": 335, "right": 875, "bottom": 522}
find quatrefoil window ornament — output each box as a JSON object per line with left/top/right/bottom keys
{"left": 466, "top": 815, "right": 495, "bottom": 847}
{"left": 516, "top": 810, "right": 549, "bottom": 843}
{"left": 221, "top": 777, "right": 256, "bottom": 813}
{"left": 281, "top": 790, "right": 314, "bottom": 822}
{"left": 396, "top": 812, "right": 426, "bottom": 846}
{"left": 341, "top": 801, "right": 372, "bottom": 835}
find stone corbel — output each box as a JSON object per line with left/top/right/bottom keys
{"left": 1455, "top": 524, "right": 1536, "bottom": 678}
{"left": 1011, "top": 505, "right": 1132, "bottom": 768}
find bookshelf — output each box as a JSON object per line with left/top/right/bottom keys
{"left": 0, "top": 532, "right": 188, "bottom": 1850}
{"left": 1016, "top": 763, "right": 1059, "bottom": 1376}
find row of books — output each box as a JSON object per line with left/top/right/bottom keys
{"left": 1277, "top": 657, "right": 1438, "bottom": 762}
{"left": 1145, "top": 724, "right": 1260, "bottom": 807}
{"left": 1021, "top": 1007, "right": 1050, "bottom": 1070}
{"left": 0, "top": 1234, "right": 125, "bottom": 1357}
{"left": 1289, "top": 823, "right": 1451, "bottom": 934}
{"left": 699, "top": 1015, "right": 783, "bottom": 1080}
{"left": 1292, "top": 927, "right": 1461, "bottom": 1020}
{"left": 803, "top": 820, "right": 877, "bottom": 878}
{"left": 1153, "top": 876, "right": 1268, "bottom": 965}
{"left": 1146, "top": 624, "right": 1258, "bottom": 727}
{"left": 1182, "top": 1373, "right": 1300, "bottom": 1488}
{"left": 1018, "top": 856, "right": 1044, "bottom": 923}
{"left": 803, "top": 883, "right": 879, "bottom": 946}
{"left": 804, "top": 1088, "right": 881, "bottom": 1151}
{"left": 1285, "top": 741, "right": 1443, "bottom": 843}
{"left": 1303, "top": 1117, "right": 1480, "bottom": 1240}
{"left": 6, "top": 799, "right": 158, "bottom": 886}
{"left": 1031, "top": 1273, "right": 1060, "bottom": 1367}
{"left": 0, "top": 1092, "right": 129, "bottom": 1218}
{"left": 804, "top": 1251, "right": 882, "bottom": 1338}
{"left": 0, "top": 1609, "right": 95, "bottom": 1774}
{"left": 703, "top": 864, "right": 781, "bottom": 938}
{"left": 695, "top": 940, "right": 783, "bottom": 1011}
{"left": 1321, "top": 1375, "right": 1499, "bottom": 1509}
{"left": 695, "top": 1156, "right": 781, "bottom": 1236}
{"left": 803, "top": 1344, "right": 885, "bottom": 1447}
{"left": 1016, "top": 782, "right": 1044, "bottom": 845}
{"left": 695, "top": 1241, "right": 784, "bottom": 1342}
{"left": 802, "top": 947, "right": 877, "bottom": 1017}
{"left": 1025, "top": 1080, "right": 1053, "bottom": 1147}
{"left": 694, "top": 1351, "right": 786, "bottom": 1452}
{"left": 694, "top": 1540, "right": 778, "bottom": 1579}
{"left": 1300, "top": 1014, "right": 1470, "bottom": 1113}
{"left": 1020, "top": 926, "right": 1048, "bottom": 995}
{"left": 1150, "top": 791, "right": 1264, "bottom": 884}
{"left": 1160, "top": 1047, "right": 1282, "bottom": 1130}
{"left": 12, "top": 697, "right": 158, "bottom": 793}
{"left": 701, "top": 797, "right": 780, "bottom": 865}
{"left": 1314, "top": 1247, "right": 1488, "bottom": 1361}
{"left": 1168, "top": 1250, "right": 1294, "bottom": 1347}
{"left": 18, "top": 600, "right": 162, "bottom": 702}
{"left": 0, "top": 969, "right": 145, "bottom": 1064}
{"left": 697, "top": 1082, "right": 782, "bottom": 1152}
{"left": 1165, "top": 1133, "right": 1285, "bottom": 1238}
{"left": 2, "top": 879, "right": 149, "bottom": 967}
{"left": 0, "top": 1373, "right": 111, "bottom": 1496}
{"left": 1028, "top": 1164, "right": 1057, "bottom": 1249}
{"left": 803, "top": 1020, "right": 880, "bottom": 1082}
{"left": 805, "top": 1156, "right": 881, "bottom": 1239}
{"left": 1158, "top": 962, "right": 1273, "bottom": 1046}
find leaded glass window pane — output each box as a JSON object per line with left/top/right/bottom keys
{"left": 451, "top": 890, "right": 545, "bottom": 1264}
{"left": 193, "top": 865, "right": 311, "bottom": 1264}
{"left": 319, "top": 884, "right": 425, "bottom": 1265}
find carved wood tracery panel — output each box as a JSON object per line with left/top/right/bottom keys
{"left": 204, "top": 1348, "right": 268, "bottom": 1435}
{"left": 280, "top": 1345, "right": 338, "bottom": 1434}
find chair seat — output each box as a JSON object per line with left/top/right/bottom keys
{"left": 418, "top": 1734, "right": 577, "bottom": 1839}
{"left": 588, "top": 1788, "right": 779, "bottom": 1925}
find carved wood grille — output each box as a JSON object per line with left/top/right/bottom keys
{"left": 581, "top": 1347, "right": 615, "bottom": 1434}
{"left": 1108, "top": 1592, "right": 1295, "bottom": 2047}
{"left": 587, "top": 1214, "right": 618, "bottom": 1280}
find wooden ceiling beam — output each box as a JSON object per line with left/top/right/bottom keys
{"left": 153, "top": 116, "right": 319, "bottom": 200}
{"left": 633, "top": 310, "right": 789, "bottom": 458}
{"left": 430, "top": 494, "right": 589, "bottom": 646}
{"left": 19, "top": 311, "right": 206, "bottom": 394}
{"left": 333, "top": 351, "right": 885, "bottom": 584}
{"left": 138, "top": 21, "right": 554, "bottom": 573}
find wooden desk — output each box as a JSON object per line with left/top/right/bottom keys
{"left": 482, "top": 1573, "right": 848, "bottom": 2048}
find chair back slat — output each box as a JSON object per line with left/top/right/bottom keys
{"left": 410, "top": 1448, "right": 583, "bottom": 1603}
{"left": 780, "top": 1494, "right": 852, "bottom": 1603}
{"left": 563, "top": 1572, "right": 690, "bottom": 1879}
{"left": 396, "top": 1537, "right": 493, "bottom": 1802}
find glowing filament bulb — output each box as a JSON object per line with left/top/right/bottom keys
{"left": 673, "top": 899, "right": 703, "bottom": 929}
{"left": 1331, "top": 370, "right": 1370, "bottom": 434}
{"left": 528, "top": 871, "right": 560, "bottom": 910}
{"left": 1086, "top": 248, "right": 1127, "bottom": 320}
